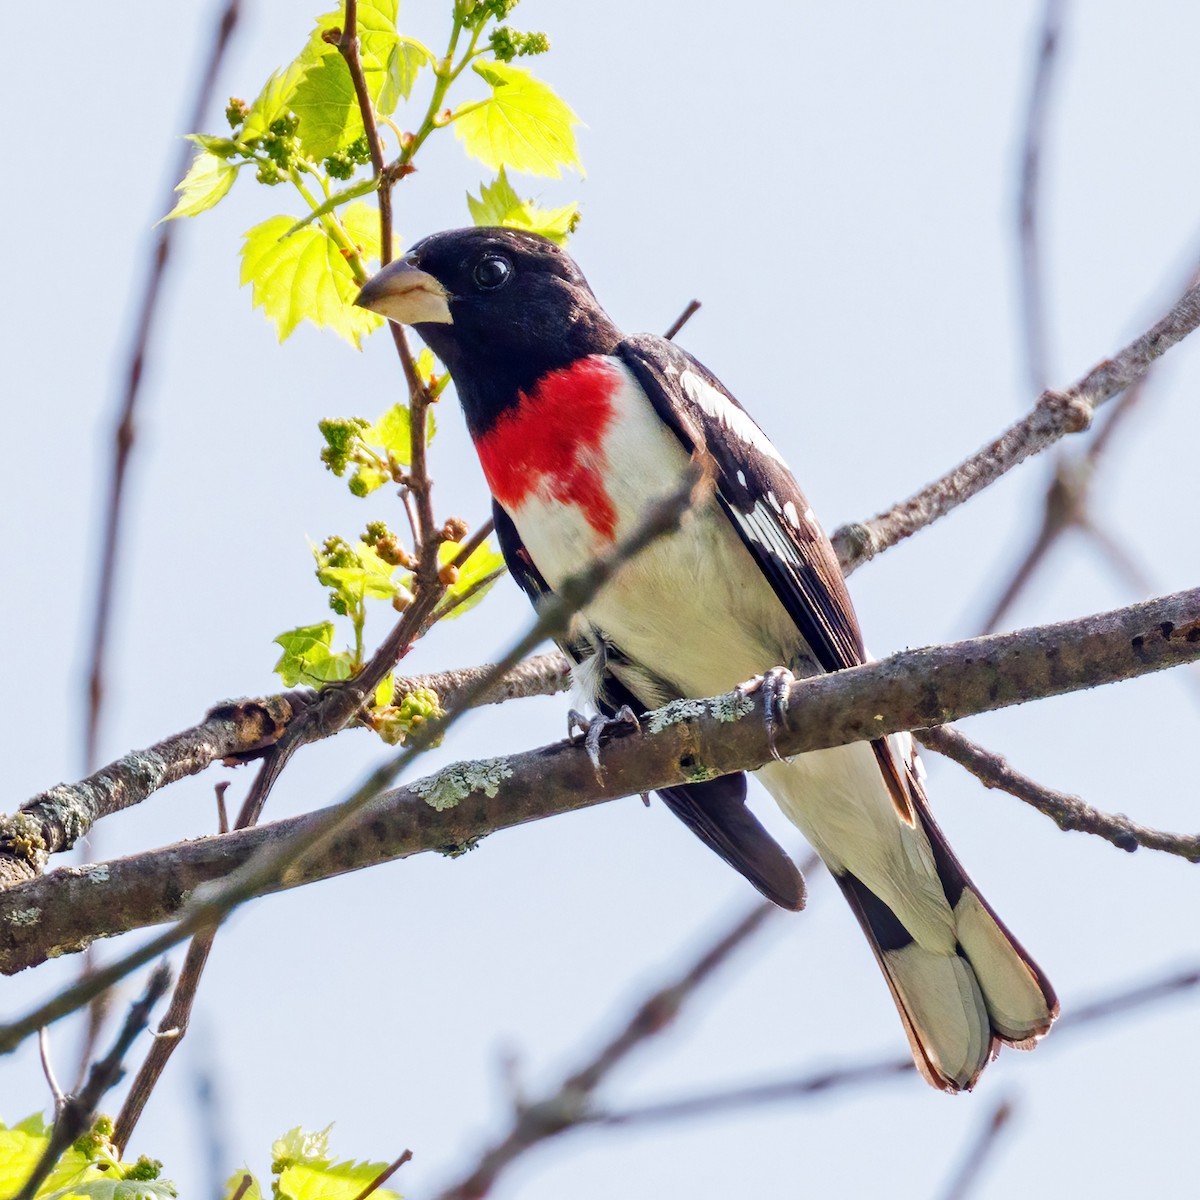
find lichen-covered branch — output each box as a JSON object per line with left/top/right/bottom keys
{"left": 3, "top": 586, "right": 1197, "bottom": 982}
{"left": 0, "top": 695, "right": 304, "bottom": 889}
{"left": 831, "top": 277, "right": 1200, "bottom": 573}
{"left": 917, "top": 725, "right": 1200, "bottom": 860}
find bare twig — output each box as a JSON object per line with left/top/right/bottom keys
{"left": 663, "top": 299, "right": 701, "bottom": 341}
{"left": 939, "top": 1097, "right": 1016, "bottom": 1200}
{"left": 980, "top": 258, "right": 1200, "bottom": 633}
{"left": 831, "top": 276, "right": 1200, "bottom": 573}
{"left": 38, "top": 1027, "right": 66, "bottom": 1117}
{"left": 1016, "top": 0, "right": 1068, "bottom": 394}
{"left": 214, "top": 782, "right": 231, "bottom": 836}
{"left": 349, "top": 1149, "right": 414, "bottom": 1200}
{"left": 5, "top": 585, "right": 1200, "bottom": 980}
{"left": 83, "top": 0, "right": 241, "bottom": 775}
{"left": 432, "top": 894, "right": 783, "bottom": 1200}
{"left": 14, "top": 964, "right": 172, "bottom": 1200}
{"left": 228, "top": 1173, "right": 254, "bottom": 1200}
{"left": 113, "top": 930, "right": 217, "bottom": 1151}
{"left": 917, "top": 724, "right": 1200, "bottom": 860}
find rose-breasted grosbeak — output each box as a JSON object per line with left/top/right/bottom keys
{"left": 355, "top": 228, "right": 1057, "bottom": 1091}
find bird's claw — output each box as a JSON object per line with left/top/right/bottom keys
{"left": 738, "top": 667, "right": 796, "bottom": 762}
{"left": 567, "top": 705, "right": 641, "bottom": 772}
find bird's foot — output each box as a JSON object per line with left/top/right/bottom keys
{"left": 737, "top": 667, "right": 796, "bottom": 762}
{"left": 567, "top": 706, "right": 641, "bottom": 772}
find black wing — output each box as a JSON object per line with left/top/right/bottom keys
{"left": 617, "top": 336, "right": 915, "bottom": 823}
{"left": 491, "top": 500, "right": 805, "bottom": 909}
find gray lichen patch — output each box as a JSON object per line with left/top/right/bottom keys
{"left": 8, "top": 907, "right": 41, "bottom": 927}
{"left": 411, "top": 758, "right": 514, "bottom": 812}
{"left": 646, "top": 690, "right": 754, "bottom": 733}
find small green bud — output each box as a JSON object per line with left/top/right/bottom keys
{"left": 348, "top": 471, "right": 371, "bottom": 498}
{"left": 125, "top": 1157, "right": 163, "bottom": 1182}
{"left": 323, "top": 151, "right": 354, "bottom": 180}
{"left": 225, "top": 97, "right": 250, "bottom": 128}
{"left": 255, "top": 160, "right": 281, "bottom": 186}
{"left": 347, "top": 135, "right": 372, "bottom": 165}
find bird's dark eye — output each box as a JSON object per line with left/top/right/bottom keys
{"left": 472, "top": 254, "right": 512, "bottom": 291}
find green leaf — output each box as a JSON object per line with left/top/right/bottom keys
{"left": 162, "top": 150, "right": 239, "bottom": 221}
{"left": 240, "top": 216, "right": 382, "bottom": 348}
{"left": 365, "top": 404, "right": 412, "bottom": 463}
{"left": 382, "top": 40, "right": 429, "bottom": 110}
{"left": 454, "top": 61, "right": 582, "bottom": 178}
{"left": 292, "top": 54, "right": 360, "bottom": 160}
{"left": 0, "top": 1120, "right": 49, "bottom": 1197}
{"left": 466, "top": 168, "right": 579, "bottom": 244}
{"left": 278, "top": 1160, "right": 399, "bottom": 1200}
{"left": 272, "top": 623, "right": 353, "bottom": 687}
{"left": 243, "top": 60, "right": 311, "bottom": 141}
{"left": 374, "top": 673, "right": 395, "bottom": 708}
{"left": 340, "top": 200, "right": 392, "bottom": 264}
{"left": 41, "top": 1181, "right": 177, "bottom": 1200}
{"left": 439, "top": 538, "right": 506, "bottom": 617}
{"left": 317, "top": 541, "right": 402, "bottom": 605}
{"left": 272, "top": 1126, "right": 333, "bottom": 1170}
{"left": 295, "top": 0, "right": 407, "bottom": 155}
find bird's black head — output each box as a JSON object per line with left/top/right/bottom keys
{"left": 355, "top": 228, "right": 623, "bottom": 435}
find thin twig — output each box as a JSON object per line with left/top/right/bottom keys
{"left": 113, "top": 929, "right": 217, "bottom": 1151}
{"left": 939, "top": 1097, "right": 1016, "bottom": 1200}
{"left": 917, "top": 725, "right": 1200, "bottom": 860}
{"left": 73, "top": 0, "right": 241, "bottom": 1095}
{"left": 831, "top": 277, "right": 1200, "bottom": 573}
{"left": 349, "top": 1149, "right": 414, "bottom": 1200}
{"left": 38, "top": 1027, "right": 66, "bottom": 1117}
{"left": 14, "top": 964, "right": 172, "bottom": 1200}
{"left": 1016, "top": 0, "right": 1068, "bottom": 395}
{"left": 228, "top": 1174, "right": 254, "bottom": 1200}
{"left": 83, "top": 0, "right": 242, "bottom": 776}
{"left": 663, "top": 299, "right": 701, "bottom": 341}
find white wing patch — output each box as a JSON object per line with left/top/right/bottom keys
{"left": 679, "top": 369, "right": 786, "bottom": 464}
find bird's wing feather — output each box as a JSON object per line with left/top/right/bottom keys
{"left": 491, "top": 499, "right": 806, "bottom": 909}
{"left": 617, "top": 335, "right": 914, "bottom": 822}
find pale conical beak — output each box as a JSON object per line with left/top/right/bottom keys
{"left": 354, "top": 258, "right": 453, "bottom": 325}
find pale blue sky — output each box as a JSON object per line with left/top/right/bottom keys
{"left": 4, "top": 3, "right": 1199, "bottom": 1197}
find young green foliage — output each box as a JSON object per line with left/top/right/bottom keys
{"left": 438, "top": 537, "right": 506, "bottom": 617}
{"left": 467, "top": 167, "right": 580, "bottom": 243}
{"left": 0, "top": 1115, "right": 176, "bottom": 1200}
{"left": 224, "top": 1124, "right": 402, "bottom": 1200}
{"left": 454, "top": 60, "right": 582, "bottom": 177}
{"left": 163, "top": 0, "right": 580, "bottom": 348}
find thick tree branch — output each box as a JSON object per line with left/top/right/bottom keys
{"left": 917, "top": 725, "right": 1200, "bottom": 860}
{"left": 3, "top": 587, "right": 1197, "bottom": 981}
{"left": 0, "top": 695, "right": 304, "bottom": 889}
{"left": 831, "top": 276, "right": 1200, "bottom": 573}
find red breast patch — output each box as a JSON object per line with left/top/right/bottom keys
{"left": 475, "top": 356, "right": 621, "bottom": 541}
